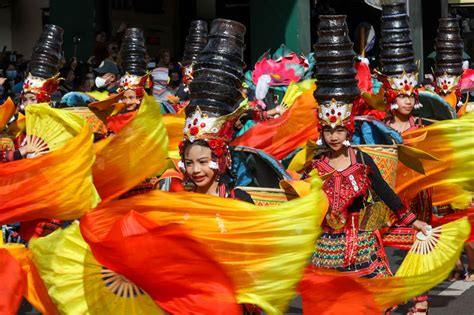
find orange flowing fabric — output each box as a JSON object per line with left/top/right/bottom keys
{"left": 300, "top": 268, "right": 380, "bottom": 315}
{"left": 299, "top": 263, "right": 450, "bottom": 315}
{"left": 92, "top": 94, "right": 169, "bottom": 201}
{"left": 231, "top": 85, "right": 318, "bottom": 160}
{"left": 0, "top": 123, "right": 98, "bottom": 224}
{"left": 3, "top": 244, "right": 59, "bottom": 315}
{"left": 0, "top": 97, "right": 16, "bottom": 129}
{"left": 396, "top": 113, "right": 474, "bottom": 207}
{"left": 80, "top": 176, "right": 328, "bottom": 314}
{"left": 0, "top": 248, "right": 25, "bottom": 315}
{"left": 84, "top": 211, "right": 240, "bottom": 314}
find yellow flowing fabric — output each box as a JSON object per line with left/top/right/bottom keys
{"left": 162, "top": 112, "right": 185, "bottom": 160}
{"left": 81, "top": 176, "right": 328, "bottom": 315}
{"left": 30, "top": 223, "right": 164, "bottom": 315}
{"left": 0, "top": 240, "right": 59, "bottom": 315}
{"left": 92, "top": 94, "right": 169, "bottom": 201}
{"left": 0, "top": 109, "right": 99, "bottom": 224}
{"left": 396, "top": 112, "right": 474, "bottom": 207}
{"left": 301, "top": 218, "right": 470, "bottom": 314}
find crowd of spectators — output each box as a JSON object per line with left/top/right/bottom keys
{"left": 0, "top": 22, "right": 182, "bottom": 107}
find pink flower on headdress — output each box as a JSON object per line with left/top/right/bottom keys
{"left": 252, "top": 56, "right": 301, "bottom": 86}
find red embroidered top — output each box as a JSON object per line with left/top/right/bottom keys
{"left": 303, "top": 148, "right": 416, "bottom": 229}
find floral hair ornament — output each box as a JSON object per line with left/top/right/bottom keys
{"left": 313, "top": 15, "right": 360, "bottom": 146}
{"left": 378, "top": 2, "right": 421, "bottom": 111}
{"left": 183, "top": 103, "right": 248, "bottom": 143}
{"left": 21, "top": 73, "right": 61, "bottom": 103}
{"left": 435, "top": 72, "right": 461, "bottom": 95}
{"left": 21, "top": 24, "right": 64, "bottom": 104}
{"left": 318, "top": 98, "right": 353, "bottom": 130}
{"left": 117, "top": 72, "right": 152, "bottom": 93}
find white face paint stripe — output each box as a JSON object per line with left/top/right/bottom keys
{"left": 208, "top": 160, "right": 219, "bottom": 170}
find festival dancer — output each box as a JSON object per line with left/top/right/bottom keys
{"left": 105, "top": 27, "right": 151, "bottom": 135}
{"left": 432, "top": 17, "right": 474, "bottom": 283}
{"left": 303, "top": 14, "right": 428, "bottom": 281}
{"left": 375, "top": 4, "right": 433, "bottom": 312}
{"left": 1, "top": 24, "right": 63, "bottom": 162}
{"left": 0, "top": 25, "right": 64, "bottom": 242}
{"left": 175, "top": 19, "right": 254, "bottom": 205}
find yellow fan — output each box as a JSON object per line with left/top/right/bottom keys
{"left": 396, "top": 218, "right": 470, "bottom": 277}
{"left": 30, "top": 222, "right": 164, "bottom": 315}
{"left": 25, "top": 103, "right": 85, "bottom": 156}
{"left": 280, "top": 79, "right": 316, "bottom": 112}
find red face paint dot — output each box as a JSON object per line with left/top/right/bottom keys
{"left": 200, "top": 123, "right": 206, "bottom": 128}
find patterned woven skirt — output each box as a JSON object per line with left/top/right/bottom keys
{"left": 312, "top": 228, "right": 392, "bottom": 278}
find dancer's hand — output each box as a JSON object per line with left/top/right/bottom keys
{"left": 412, "top": 219, "right": 429, "bottom": 235}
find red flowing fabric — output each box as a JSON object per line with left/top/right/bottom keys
{"left": 299, "top": 268, "right": 379, "bottom": 315}
{"left": 106, "top": 111, "right": 137, "bottom": 134}
{"left": 355, "top": 61, "right": 373, "bottom": 93}
{"left": 0, "top": 249, "right": 26, "bottom": 315}
{"left": 231, "top": 88, "right": 318, "bottom": 160}
{"left": 81, "top": 211, "right": 240, "bottom": 315}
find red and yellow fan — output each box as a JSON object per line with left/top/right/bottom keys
{"left": 300, "top": 218, "right": 470, "bottom": 314}
{"left": 30, "top": 222, "right": 164, "bottom": 315}
{"left": 25, "top": 103, "right": 84, "bottom": 157}
{"left": 0, "top": 103, "right": 99, "bottom": 225}
{"left": 80, "top": 175, "right": 328, "bottom": 314}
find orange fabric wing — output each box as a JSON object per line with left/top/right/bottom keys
{"left": 231, "top": 88, "right": 318, "bottom": 160}
{"left": 0, "top": 124, "right": 97, "bottom": 224}
{"left": 92, "top": 94, "right": 169, "bottom": 201}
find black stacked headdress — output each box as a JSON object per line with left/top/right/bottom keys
{"left": 120, "top": 28, "right": 147, "bottom": 76}
{"left": 379, "top": 1, "right": 417, "bottom": 76}
{"left": 313, "top": 15, "right": 360, "bottom": 104}
{"left": 434, "top": 18, "right": 464, "bottom": 78}
{"left": 182, "top": 20, "right": 208, "bottom": 67}
{"left": 28, "top": 24, "right": 64, "bottom": 79}
{"left": 187, "top": 18, "right": 246, "bottom": 116}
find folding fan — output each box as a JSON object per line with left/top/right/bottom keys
{"left": 396, "top": 218, "right": 470, "bottom": 277}
{"left": 30, "top": 222, "right": 164, "bottom": 315}
{"left": 25, "top": 103, "right": 84, "bottom": 156}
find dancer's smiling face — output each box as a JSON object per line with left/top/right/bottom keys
{"left": 322, "top": 126, "right": 348, "bottom": 152}
{"left": 184, "top": 144, "right": 218, "bottom": 188}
